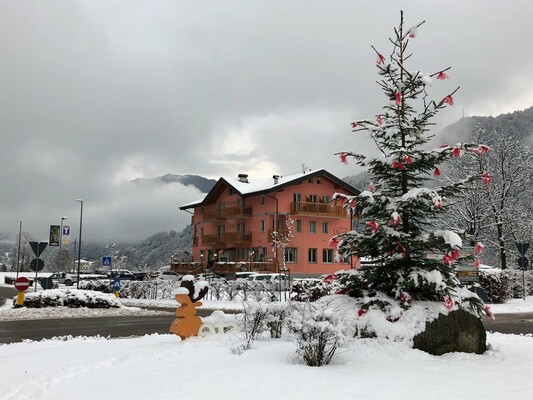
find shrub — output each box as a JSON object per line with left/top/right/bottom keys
{"left": 290, "top": 279, "right": 337, "bottom": 302}
{"left": 287, "top": 301, "right": 352, "bottom": 367}
{"left": 15, "top": 289, "right": 120, "bottom": 309}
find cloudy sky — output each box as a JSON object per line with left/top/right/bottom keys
{"left": 2, "top": 0, "right": 533, "bottom": 244}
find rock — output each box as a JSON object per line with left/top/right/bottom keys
{"left": 413, "top": 309, "right": 487, "bottom": 355}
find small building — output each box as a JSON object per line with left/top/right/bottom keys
{"left": 178, "top": 168, "right": 360, "bottom": 278}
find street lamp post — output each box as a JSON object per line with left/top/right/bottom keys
{"left": 16, "top": 220, "right": 22, "bottom": 279}
{"left": 76, "top": 199, "right": 83, "bottom": 289}
{"left": 58, "top": 216, "right": 68, "bottom": 274}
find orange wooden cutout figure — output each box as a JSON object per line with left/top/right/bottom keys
{"left": 169, "top": 293, "right": 203, "bottom": 340}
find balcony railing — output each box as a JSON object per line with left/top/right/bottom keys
{"left": 290, "top": 201, "right": 346, "bottom": 218}
{"left": 225, "top": 205, "right": 252, "bottom": 218}
{"left": 225, "top": 231, "right": 252, "bottom": 244}
{"left": 200, "top": 231, "right": 251, "bottom": 245}
{"left": 201, "top": 208, "right": 225, "bottom": 221}
{"left": 201, "top": 204, "right": 252, "bottom": 221}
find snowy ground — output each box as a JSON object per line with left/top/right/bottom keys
{"left": 0, "top": 330, "right": 531, "bottom": 400}
{"left": 1, "top": 272, "right": 533, "bottom": 399}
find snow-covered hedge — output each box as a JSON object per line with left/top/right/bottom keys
{"left": 478, "top": 269, "right": 533, "bottom": 302}
{"left": 78, "top": 279, "right": 180, "bottom": 300}
{"left": 15, "top": 289, "right": 121, "bottom": 308}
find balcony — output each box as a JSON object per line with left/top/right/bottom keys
{"left": 201, "top": 233, "right": 226, "bottom": 246}
{"left": 225, "top": 205, "right": 252, "bottom": 218}
{"left": 201, "top": 208, "right": 225, "bottom": 221}
{"left": 290, "top": 201, "right": 346, "bottom": 218}
{"left": 225, "top": 231, "right": 252, "bottom": 244}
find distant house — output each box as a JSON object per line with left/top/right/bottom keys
{"left": 74, "top": 259, "right": 95, "bottom": 272}
{"left": 178, "top": 169, "right": 360, "bottom": 277}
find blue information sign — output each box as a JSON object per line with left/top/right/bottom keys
{"left": 102, "top": 256, "right": 112, "bottom": 267}
{"left": 113, "top": 277, "right": 120, "bottom": 291}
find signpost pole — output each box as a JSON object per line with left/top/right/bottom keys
{"left": 516, "top": 242, "right": 530, "bottom": 301}
{"left": 34, "top": 253, "right": 39, "bottom": 292}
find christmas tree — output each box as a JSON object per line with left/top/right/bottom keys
{"left": 332, "top": 11, "right": 492, "bottom": 319}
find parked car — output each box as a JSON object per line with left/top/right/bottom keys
{"left": 231, "top": 272, "right": 259, "bottom": 281}
{"left": 269, "top": 273, "right": 293, "bottom": 291}
{"left": 158, "top": 271, "right": 182, "bottom": 281}
{"left": 195, "top": 272, "right": 227, "bottom": 282}
{"left": 247, "top": 273, "right": 293, "bottom": 290}
{"left": 131, "top": 271, "right": 149, "bottom": 281}
{"left": 49, "top": 272, "right": 78, "bottom": 286}
{"left": 108, "top": 269, "right": 134, "bottom": 280}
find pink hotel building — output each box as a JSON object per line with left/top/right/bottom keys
{"left": 178, "top": 169, "right": 360, "bottom": 277}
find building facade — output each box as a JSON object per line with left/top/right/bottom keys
{"left": 178, "top": 169, "right": 360, "bottom": 277}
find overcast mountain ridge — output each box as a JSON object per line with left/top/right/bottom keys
{"left": 439, "top": 106, "right": 533, "bottom": 145}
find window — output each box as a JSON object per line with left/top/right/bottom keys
{"left": 261, "top": 195, "right": 265, "bottom": 205}
{"left": 293, "top": 193, "right": 302, "bottom": 202}
{"left": 309, "top": 221, "right": 317, "bottom": 233}
{"left": 308, "top": 248, "right": 317, "bottom": 263}
{"left": 322, "top": 222, "right": 329, "bottom": 234}
{"left": 200, "top": 227, "right": 204, "bottom": 236}
{"left": 260, "top": 220, "right": 265, "bottom": 233}
{"left": 285, "top": 248, "right": 298, "bottom": 263}
{"left": 323, "top": 249, "right": 334, "bottom": 263}
{"left": 229, "top": 188, "right": 235, "bottom": 195}
{"left": 308, "top": 178, "right": 313, "bottom": 184}
{"left": 309, "top": 194, "right": 318, "bottom": 203}
{"left": 321, "top": 195, "right": 330, "bottom": 203}
{"left": 316, "top": 178, "right": 322, "bottom": 184}
{"left": 295, "top": 220, "right": 302, "bottom": 233}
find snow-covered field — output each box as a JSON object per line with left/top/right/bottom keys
{"left": 1, "top": 271, "right": 533, "bottom": 399}
{"left": 0, "top": 330, "right": 531, "bottom": 400}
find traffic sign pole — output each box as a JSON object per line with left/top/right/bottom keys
{"left": 29, "top": 242, "right": 48, "bottom": 292}
{"left": 515, "top": 242, "right": 530, "bottom": 300}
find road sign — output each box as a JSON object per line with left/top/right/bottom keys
{"left": 516, "top": 242, "right": 530, "bottom": 256}
{"left": 102, "top": 256, "right": 112, "bottom": 267}
{"left": 14, "top": 277, "right": 30, "bottom": 291}
{"left": 29, "top": 241, "right": 48, "bottom": 257}
{"left": 518, "top": 257, "right": 529, "bottom": 270}
{"left": 30, "top": 258, "right": 45, "bottom": 272}
{"left": 113, "top": 277, "right": 121, "bottom": 291}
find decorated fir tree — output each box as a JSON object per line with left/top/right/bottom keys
{"left": 332, "top": 11, "right": 492, "bottom": 319}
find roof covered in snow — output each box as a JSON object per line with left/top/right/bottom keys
{"left": 179, "top": 168, "right": 359, "bottom": 209}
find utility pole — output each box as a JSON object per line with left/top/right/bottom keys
{"left": 16, "top": 220, "right": 22, "bottom": 278}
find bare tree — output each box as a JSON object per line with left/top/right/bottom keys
{"left": 444, "top": 126, "right": 533, "bottom": 268}
{"left": 270, "top": 216, "right": 294, "bottom": 271}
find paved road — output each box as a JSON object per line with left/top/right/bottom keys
{"left": 0, "top": 314, "right": 180, "bottom": 344}
{"left": 1, "top": 286, "right": 532, "bottom": 342}
{"left": 483, "top": 313, "right": 533, "bottom": 335}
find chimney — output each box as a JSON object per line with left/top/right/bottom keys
{"left": 273, "top": 175, "right": 280, "bottom": 184}
{"left": 238, "top": 174, "right": 249, "bottom": 183}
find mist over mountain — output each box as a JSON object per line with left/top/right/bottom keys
{"left": 132, "top": 174, "right": 217, "bottom": 194}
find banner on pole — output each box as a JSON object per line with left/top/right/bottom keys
{"left": 49, "top": 225, "right": 60, "bottom": 246}
{"left": 62, "top": 225, "right": 70, "bottom": 244}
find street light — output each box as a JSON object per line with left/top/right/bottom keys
{"left": 58, "top": 216, "right": 68, "bottom": 274}
{"left": 76, "top": 199, "right": 83, "bottom": 289}
{"left": 16, "top": 220, "right": 22, "bottom": 279}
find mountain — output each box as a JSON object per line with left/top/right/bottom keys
{"left": 131, "top": 174, "right": 217, "bottom": 193}
{"left": 439, "top": 106, "right": 533, "bottom": 145}
{"left": 120, "top": 226, "right": 192, "bottom": 270}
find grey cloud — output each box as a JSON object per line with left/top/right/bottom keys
{"left": 2, "top": 0, "right": 533, "bottom": 242}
